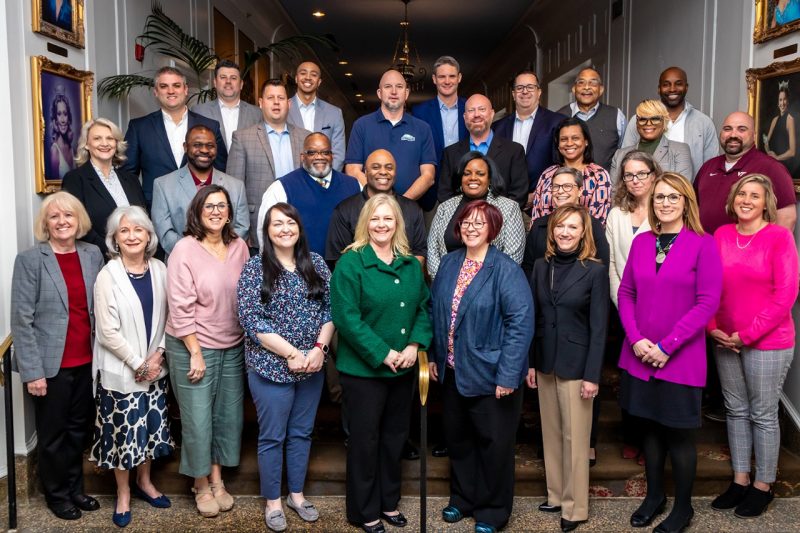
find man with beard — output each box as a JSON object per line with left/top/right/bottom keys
{"left": 256, "top": 132, "right": 360, "bottom": 254}
{"left": 438, "top": 94, "right": 528, "bottom": 209}
{"left": 694, "top": 111, "right": 795, "bottom": 233}
{"left": 345, "top": 69, "right": 437, "bottom": 211}
{"left": 151, "top": 124, "right": 250, "bottom": 256}
{"left": 326, "top": 149, "right": 427, "bottom": 266}
{"left": 623, "top": 66, "right": 718, "bottom": 174}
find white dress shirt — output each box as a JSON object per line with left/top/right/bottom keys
{"left": 92, "top": 161, "right": 129, "bottom": 208}
{"left": 665, "top": 107, "right": 688, "bottom": 144}
{"left": 162, "top": 108, "right": 188, "bottom": 168}
{"left": 298, "top": 98, "right": 317, "bottom": 132}
{"left": 218, "top": 99, "right": 241, "bottom": 149}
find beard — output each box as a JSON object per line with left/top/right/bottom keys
{"left": 723, "top": 137, "right": 746, "bottom": 156}
{"left": 304, "top": 161, "right": 332, "bottom": 179}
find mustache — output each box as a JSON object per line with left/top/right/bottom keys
{"left": 724, "top": 136, "right": 743, "bottom": 144}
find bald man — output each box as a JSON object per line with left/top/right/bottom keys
{"left": 694, "top": 111, "right": 796, "bottom": 233}
{"left": 438, "top": 93, "right": 529, "bottom": 209}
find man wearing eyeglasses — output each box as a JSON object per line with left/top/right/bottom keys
{"left": 493, "top": 70, "right": 567, "bottom": 202}
{"left": 256, "top": 132, "right": 360, "bottom": 254}
{"left": 151, "top": 124, "right": 250, "bottom": 257}
{"left": 556, "top": 67, "right": 626, "bottom": 171}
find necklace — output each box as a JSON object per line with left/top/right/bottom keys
{"left": 655, "top": 234, "right": 678, "bottom": 264}
{"left": 124, "top": 262, "right": 149, "bottom": 280}
{"left": 202, "top": 239, "right": 227, "bottom": 259}
{"left": 736, "top": 224, "right": 764, "bottom": 249}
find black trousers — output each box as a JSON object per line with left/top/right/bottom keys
{"left": 33, "top": 363, "right": 94, "bottom": 509}
{"left": 340, "top": 371, "right": 414, "bottom": 524}
{"left": 442, "top": 368, "right": 523, "bottom": 528}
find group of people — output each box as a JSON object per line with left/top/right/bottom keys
{"left": 10, "top": 53, "right": 798, "bottom": 533}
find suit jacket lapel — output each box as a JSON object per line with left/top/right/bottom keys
{"left": 177, "top": 166, "right": 198, "bottom": 204}
{"left": 288, "top": 95, "right": 303, "bottom": 127}
{"left": 257, "top": 125, "right": 277, "bottom": 175}
{"left": 429, "top": 100, "right": 445, "bottom": 149}
{"left": 84, "top": 164, "right": 118, "bottom": 211}
{"left": 289, "top": 126, "right": 303, "bottom": 168}
{"left": 527, "top": 110, "right": 546, "bottom": 154}
{"left": 313, "top": 99, "right": 325, "bottom": 131}
{"left": 553, "top": 260, "right": 590, "bottom": 303}
{"left": 76, "top": 243, "right": 97, "bottom": 312}
{"left": 487, "top": 137, "right": 505, "bottom": 160}
{"left": 150, "top": 113, "right": 176, "bottom": 169}
{"left": 41, "top": 243, "right": 68, "bottom": 310}
{"left": 453, "top": 249, "right": 496, "bottom": 331}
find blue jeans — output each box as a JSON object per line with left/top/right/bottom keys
{"left": 248, "top": 370, "right": 324, "bottom": 499}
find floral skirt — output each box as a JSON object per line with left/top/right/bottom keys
{"left": 89, "top": 376, "right": 174, "bottom": 470}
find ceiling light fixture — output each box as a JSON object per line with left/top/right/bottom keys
{"left": 312, "top": 11, "right": 325, "bottom": 18}
{"left": 344, "top": 72, "right": 353, "bottom": 77}
{"left": 338, "top": 60, "right": 348, "bottom": 65}
{"left": 391, "top": 0, "right": 426, "bottom": 91}
{"left": 355, "top": 93, "right": 363, "bottom": 97}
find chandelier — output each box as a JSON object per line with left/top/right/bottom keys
{"left": 391, "top": 0, "right": 426, "bottom": 91}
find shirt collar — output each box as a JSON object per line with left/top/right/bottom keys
{"left": 305, "top": 167, "right": 332, "bottom": 183}
{"left": 265, "top": 123, "right": 288, "bottom": 135}
{"left": 91, "top": 160, "right": 116, "bottom": 180}
{"left": 298, "top": 98, "right": 317, "bottom": 110}
{"left": 161, "top": 107, "right": 188, "bottom": 125}
{"left": 470, "top": 130, "right": 494, "bottom": 146}
{"left": 437, "top": 96, "right": 457, "bottom": 111}
{"left": 218, "top": 98, "right": 240, "bottom": 110}
{"left": 189, "top": 167, "right": 214, "bottom": 186}
{"left": 515, "top": 107, "right": 538, "bottom": 122}
{"left": 376, "top": 108, "right": 406, "bottom": 125}
{"left": 572, "top": 101, "right": 600, "bottom": 115}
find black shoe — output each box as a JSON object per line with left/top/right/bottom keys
{"left": 711, "top": 482, "right": 749, "bottom": 510}
{"left": 402, "top": 441, "right": 420, "bottom": 460}
{"left": 560, "top": 518, "right": 587, "bottom": 532}
{"left": 630, "top": 497, "right": 667, "bottom": 527}
{"left": 72, "top": 493, "right": 100, "bottom": 511}
{"left": 441, "top": 505, "right": 465, "bottom": 523}
{"left": 475, "top": 522, "right": 497, "bottom": 533}
{"left": 380, "top": 512, "right": 407, "bottom": 527}
{"left": 538, "top": 501, "right": 562, "bottom": 513}
{"left": 50, "top": 504, "right": 82, "bottom": 520}
{"left": 654, "top": 508, "right": 694, "bottom": 533}
{"left": 703, "top": 407, "right": 727, "bottom": 422}
{"left": 432, "top": 444, "right": 449, "bottom": 457}
{"left": 734, "top": 485, "right": 774, "bottom": 518}
{"left": 360, "top": 520, "right": 386, "bottom": 533}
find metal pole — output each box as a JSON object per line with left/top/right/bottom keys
{"left": 2, "top": 339, "right": 17, "bottom": 530}
{"left": 417, "top": 351, "right": 430, "bottom": 533}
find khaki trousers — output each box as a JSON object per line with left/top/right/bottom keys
{"left": 537, "top": 371, "right": 593, "bottom": 522}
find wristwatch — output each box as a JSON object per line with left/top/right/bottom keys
{"left": 314, "top": 342, "right": 329, "bottom": 355}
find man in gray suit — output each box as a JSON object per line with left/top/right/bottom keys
{"left": 151, "top": 124, "right": 249, "bottom": 255}
{"left": 287, "top": 61, "right": 346, "bottom": 170}
{"left": 226, "top": 79, "right": 310, "bottom": 248}
{"left": 191, "top": 59, "right": 263, "bottom": 151}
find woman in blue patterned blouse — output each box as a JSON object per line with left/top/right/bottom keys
{"left": 237, "top": 202, "right": 334, "bottom": 532}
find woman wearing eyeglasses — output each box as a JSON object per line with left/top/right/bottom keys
{"left": 165, "top": 184, "right": 250, "bottom": 518}
{"left": 427, "top": 151, "right": 525, "bottom": 279}
{"left": 610, "top": 100, "right": 692, "bottom": 184}
{"left": 531, "top": 117, "right": 612, "bottom": 223}
{"left": 617, "top": 173, "right": 722, "bottom": 532}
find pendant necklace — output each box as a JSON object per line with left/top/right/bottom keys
{"left": 736, "top": 224, "right": 763, "bottom": 250}
{"left": 655, "top": 234, "right": 678, "bottom": 264}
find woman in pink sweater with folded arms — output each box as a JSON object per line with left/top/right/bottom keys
{"left": 708, "top": 174, "right": 799, "bottom": 519}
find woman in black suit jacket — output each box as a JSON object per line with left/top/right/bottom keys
{"left": 62, "top": 118, "right": 146, "bottom": 258}
{"left": 528, "top": 205, "right": 609, "bottom": 533}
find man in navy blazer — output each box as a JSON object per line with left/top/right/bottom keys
{"left": 121, "top": 66, "right": 227, "bottom": 205}
{"left": 492, "top": 70, "right": 566, "bottom": 205}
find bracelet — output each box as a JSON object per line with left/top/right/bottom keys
{"left": 135, "top": 361, "right": 150, "bottom": 379}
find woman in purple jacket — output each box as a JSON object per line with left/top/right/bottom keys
{"left": 617, "top": 172, "right": 722, "bottom": 533}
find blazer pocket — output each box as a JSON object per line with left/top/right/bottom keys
{"left": 567, "top": 333, "right": 589, "bottom": 346}
{"left": 321, "top": 125, "right": 331, "bottom": 130}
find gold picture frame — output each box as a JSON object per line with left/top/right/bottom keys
{"left": 32, "top": 0, "right": 85, "bottom": 49}
{"left": 31, "top": 56, "right": 93, "bottom": 194}
{"left": 753, "top": 0, "right": 800, "bottom": 43}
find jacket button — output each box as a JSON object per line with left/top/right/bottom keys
{"left": 400, "top": 302, "right": 405, "bottom": 307}
{"left": 401, "top": 328, "right": 406, "bottom": 334}
{"left": 394, "top": 279, "right": 400, "bottom": 284}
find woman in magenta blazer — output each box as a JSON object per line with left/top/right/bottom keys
{"left": 617, "top": 172, "right": 722, "bottom": 533}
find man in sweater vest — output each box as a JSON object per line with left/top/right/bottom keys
{"left": 256, "top": 132, "right": 360, "bottom": 253}
{"left": 557, "top": 67, "right": 626, "bottom": 171}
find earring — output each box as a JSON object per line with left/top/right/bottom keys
{"left": 225, "top": 218, "right": 231, "bottom": 224}
{"left": 114, "top": 241, "right": 120, "bottom": 252}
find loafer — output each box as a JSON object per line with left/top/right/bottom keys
{"left": 209, "top": 481, "right": 235, "bottom": 512}
{"left": 630, "top": 497, "right": 667, "bottom": 527}
{"left": 286, "top": 496, "right": 319, "bottom": 522}
{"left": 265, "top": 509, "right": 287, "bottom": 532}
{"left": 442, "top": 505, "right": 464, "bottom": 523}
{"left": 402, "top": 441, "right": 420, "bottom": 460}
{"left": 72, "top": 494, "right": 100, "bottom": 511}
{"left": 432, "top": 444, "right": 449, "bottom": 457}
{"left": 359, "top": 520, "right": 386, "bottom": 533}
{"left": 538, "top": 501, "right": 562, "bottom": 513}
{"left": 712, "top": 482, "right": 749, "bottom": 510}
{"left": 475, "top": 522, "right": 497, "bottom": 533}
{"left": 734, "top": 485, "right": 774, "bottom": 518}
{"left": 380, "top": 511, "right": 407, "bottom": 527}
{"left": 50, "top": 504, "right": 81, "bottom": 520}
{"left": 112, "top": 500, "right": 131, "bottom": 528}
{"left": 560, "top": 518, "right": 587, "bottom": 532}
{"left": 192, "top": 486, "right": 219, "bottom": 517}
{"left": 132, "top": 484, "right": 171, "bottom": 508}
{"left": 654, "top": 508, "right": 694, "bottom": 533}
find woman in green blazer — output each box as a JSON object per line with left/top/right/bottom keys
{"left": 330, "top": 193, "right": 432, "bottom": 533}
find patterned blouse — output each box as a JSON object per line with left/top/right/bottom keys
{"left": 447, "top": 258, "right": 483, "bottom": 368}
{"left": 237, "top": 253, "right": 332, "bottom": 383}
{"left": 530, "top": 163, "right": 612, "bottom": 223}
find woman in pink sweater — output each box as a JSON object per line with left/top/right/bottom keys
{"left": 709, "top": 174, "right": 798, "bottom": 519}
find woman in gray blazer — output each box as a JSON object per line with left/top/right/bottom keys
{"left": 10, "top": 191, "right": 104, "bottom": 520}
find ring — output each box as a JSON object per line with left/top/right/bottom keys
{"left": 652, "top": 362, "right": 658, "bottom": 367}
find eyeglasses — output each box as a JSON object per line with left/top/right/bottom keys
{"left": 513, "top": 84, "right": 539, "bottom": 93}
{"left": 203, "top": 202, "right": 229, "bottom": 212}
{"left": 550, "top": 183, "right": 577, "bottom": 192}
{"left": 575, "top": 79, "right": 601, "bottom": 88}
{"left": 622, "top": 170, "right": 653, "bottom": 182}
{"left": 653, "top": 193, "right": 682, "bottom": 204}
{"left": 460, "top": 220, "right": 486, "bottom": 230}
{"left": 636, "top": 116, "right": 664, "bottom": 126}
{"left": 303, "top": 150, "right": 333, "bottom": 157}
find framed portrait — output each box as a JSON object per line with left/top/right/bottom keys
{"left": 32, "top": 0, "right": 85, "bottom": 49}
{"left": 753, "top": 0, "right": 800, "bottom": 43}
{"left": 31, "top": 56, "right": 93, "bottom": 194}
{"left": 746, "top": 58, "right": 800, "bottom": 188}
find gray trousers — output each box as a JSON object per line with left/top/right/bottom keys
{"left": 715, "top": 345, "right": 793, "bottom": 483}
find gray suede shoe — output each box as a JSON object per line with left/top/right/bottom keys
{"left": 265, "top": 509, "right": 287, "bottom": 532}
{"left": 286, "top": 496, "right": 319, "bottom": 522}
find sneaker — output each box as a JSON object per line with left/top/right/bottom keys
{"left": 711, "top": 482, "right": 749, "bottom": 510}
{"left": 734, "top": 485, "right": 774, "bottom": 518}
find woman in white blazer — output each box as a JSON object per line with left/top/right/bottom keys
{"left": 89, "top": 206, "right": 174, "bottom": 528}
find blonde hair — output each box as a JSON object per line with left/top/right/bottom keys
{"left": 74, "top": 118, "right": 128, "bottom": 166}
{"left": 544, "top": 205, "right": 599, "bottom": 263}
{"left": 647, "top": 172, "right": 704, "bottom": 235}
{"left": 345, "top": 193, "right": 410, "bottom": 256}
{"left": 635, "top": 99, "right": 670, "bottom": 133}
{"left": 725, "top": 173, "right": 778, "bottom": 223}
{"left": 34, "top": 191, "right": 91, "bottom": 242}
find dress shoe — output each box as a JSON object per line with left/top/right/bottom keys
{"left": 432, "top": 444, "right": 449, "bottom": 457}
{"left": 622, "top": 444, "right": 639, "bottom": 460}
{"left": 360, "top": 520, "right": 386, "bottom": 533}
{"left": 654, "top": 508, "right": 694, "bottom": 533}
{"left": 442, "top": 505, "right": 465, "bottom": 523}
{"left": 132, "top": 484, "right": 171, "bottom": 508}
{"left": 402, "top": 441, "right": 420, "bottom": 460}
{"left": 380, "top": 511, "right": 407, "bottom": 527}
{"left": 630, "top": 497, "right": 667, "bottom": 527}
{"left": 72, "top": 493, "right": 100, "bottom": 511}
{"left": 703, "top": 407, "right": 727, "bottom": 422}
{"left": 560, "top": 518, "right": 587, "bottom": 532}
{"left": 711, "top": 482, "right": 749, "bottom": 510}
{"left": 50, "top": 504, "right": 81, "bottom": 520}
{"left": 538, "top": 501, "right": 562, "bottom": 513}
{"left": 734, "top": 485, "right": 773, "bottom": 518}
{"left": 112, "top": 500, "right": 131, "bottom": 528}
{"left": 475, "top": 522, "right": 497, "bottom": 533}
